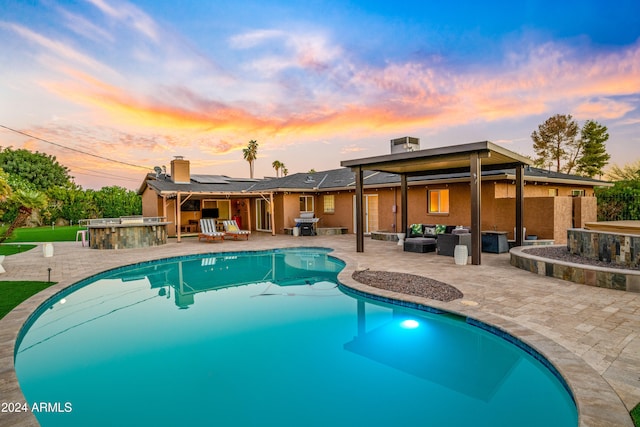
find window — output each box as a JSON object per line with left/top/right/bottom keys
{"left": 548, "top": 188, "right": 559, "bottom": 196}
{"left": 427, "top": 189, "right": 449, "bottom": 213}
{"left": 300, "top": 196, "right": 314, "bottom": 213}
{"left": 323, "top": 195, "right": 335, "bottom": 213}
{"left": 571, "top": 189, "right": 585, "bottom": 197}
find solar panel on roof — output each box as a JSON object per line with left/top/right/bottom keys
{"left": 190, "top": 175, "right": 230, "bottom": 184}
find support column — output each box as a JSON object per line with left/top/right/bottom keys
{"left": 401, "top": 174, "right": 408, "bottom": 236}
{"left": 470, "top": 153, "right": 481, "bottom": 265}
{"left": 269, "top": 192, "right": 275, "bottom": 236}
{"left": 246, "top": 197, "right": 252, "bottom": 233}
{"left": 355, "top": 167, "right": 364, "bottom": 252}
{"left": 515, "top": 164, "right": 525, "bottom": 247}
{"left": 162, "top": 195, "right": 167, "bottom": 220}
{"left": 176, "top": 192, "right": 182, "bottom": 243}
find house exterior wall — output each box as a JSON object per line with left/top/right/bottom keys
{"left": 552, "top": 197, "right": 574, "bottom": 243}
{"left": 374, "top": 188, "right": 397, "bottom": 232}
{"left": 494, "top": 196, "right": 575, "bottom": 243}
{"left": 313, "top": 191, "right": 355, "bottom": 231}
{"left": 141, "top": 177, "right": 600, "bottom": 241}
{"left": 495, "top": 181, "right": 596, "bottom": 198}
{"left": 573, "top": 196, "right": 597, "bottom": 228}
{"left": 141, "top": 187, "right": 160, "bottom": 217}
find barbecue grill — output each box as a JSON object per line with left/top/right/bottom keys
{"left": 294, "top": 212, "right": 319, "bottom": 236}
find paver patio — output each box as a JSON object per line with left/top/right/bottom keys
{"left": 1, "top": 234, "right": 639, "bottom": 426}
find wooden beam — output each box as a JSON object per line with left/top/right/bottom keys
{"left": 246, "top": 197, "right": 252, "bottom": 234}
{"left": 470, "top": 153, "right": 482, "bottom": 265}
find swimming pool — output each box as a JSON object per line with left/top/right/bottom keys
{"left": 15, "top": 248, "right": 577, "bottom": 427}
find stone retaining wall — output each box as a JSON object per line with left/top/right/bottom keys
{"left": 510, "top": 246, "right": 640, "bottom": 293}
{"left": 568, "top": 228, "right": 640, "bottom": 269}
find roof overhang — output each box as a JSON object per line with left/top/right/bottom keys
{"left": 341, "top": 141, "right": 531, "bottom": 175}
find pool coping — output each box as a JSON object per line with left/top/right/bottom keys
{"left": 0, "top": 244, "right": 635, "bottom": 427}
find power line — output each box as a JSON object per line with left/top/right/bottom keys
{"left": 71, "top": 169, "right": 142, "bottom": 183}
{"left": 67, "top": 163, "right": 143, "bottom": 182}
{"left": 0, "top": 124, "right": 152, "bottom": 171}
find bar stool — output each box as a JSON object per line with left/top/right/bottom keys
{"left": 76, "top": 229, "right": 88, "bottom": 247}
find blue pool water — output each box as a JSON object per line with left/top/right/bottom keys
{"left": 15, "top": 248, "right": 577, "bottom": 427}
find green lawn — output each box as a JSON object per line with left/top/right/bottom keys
{"left": 632, "top": 402, "right": 640, "bottom": 427}
{"left": 0, "top": 244, "right": 37, "bottom": 255}
{"left": 0, "top": 226, "right": 79, "bottom": 319}
{"left": 1, "top": 225, "right": 84, "bottom": 242}
{"left": 0, "top": 281, "right": 57, "bottom": 319}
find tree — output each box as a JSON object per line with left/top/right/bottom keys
{"left": 596, "top": 181, "right": 640, "bottom": 221}
{"left": 0, "top": 147, "right": 74, "bottom": 191}
{"left": 272, "top": 160, "right": 282, "bottom": 177}
{"left": 281, "top": 164, "right": 288, "bottom": 176}
{"left": 576, "top": 120, "right": 610, "bottom": 178}
{"left": 44, "top": 187, "right": 98, "bottom": 225}
{"left": 531, "top": 114, "right": 579, "bottom": 173}
{"left": 242, "top": 140, "right": 259, "bottom": 179}
{"left": 0, "top": 189, "right": 48, "bottom": 243}
{"left": 0, "top": 168, "right": 11, "bottom": 203}
{"left": 90, "top": 186, "right": 142, "bottom": 218}
{"left": 604, "top": 160, "right": 640, "bottom": 182}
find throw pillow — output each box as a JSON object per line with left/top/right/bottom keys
{"left": 423, "top": 226, "right": 436, "bottom": 236}
{"left": 410, "top": 224, "right": 423, "bottom": 236}
{"left": 227, "top": 223, "right": 239, "bottom": 232}
{"left": 435, "top": 224, "right": 447, "bottom": 234}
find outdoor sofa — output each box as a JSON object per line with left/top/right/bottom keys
{"left": 404, "top": 224, "right": 471, "bottom": 255}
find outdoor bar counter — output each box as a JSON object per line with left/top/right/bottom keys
{"left": 84, "top": 216, "right": 171, "bottom": 249}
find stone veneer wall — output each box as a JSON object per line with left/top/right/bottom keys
{"left": 510, "top": 247, "right": 640, "bottom": 293}
{"left": 567, "top": 228, "right": 640, "bottom": 269}
{"left": 90, "top": 225, "right": 167, "bottom": 249}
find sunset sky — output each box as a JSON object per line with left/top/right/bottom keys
{"left": 1, "top": 0, "right": 639, "bottom": 189}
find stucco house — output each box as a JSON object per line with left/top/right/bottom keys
{"left": 139, "top": 155, "right": 608, "bottom": 246}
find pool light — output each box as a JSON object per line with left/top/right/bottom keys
{"left": 400, "top": 319, "right": 420, "bottom": 329}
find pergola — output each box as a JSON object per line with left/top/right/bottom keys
{"left": 341, "top": 141, "right": 532, "bottom": 265}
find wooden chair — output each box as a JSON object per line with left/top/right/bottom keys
{"left": 222, "top": 219, "right": 251, "bottom": 240}
{"left": 198, "top": 219, "right": 225, "bottom": 242}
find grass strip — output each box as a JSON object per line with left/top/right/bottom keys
{"left": 0, "top": 244, "right": 37, "bottom": 255}
{"left": 1, "top": 225, "right": 84, "bottom": 243}
{"left": 0, "top": 281, "right": 57, "bottom": 319}
{"left": 632, "top": 402, "right": 640, "bottom": 427}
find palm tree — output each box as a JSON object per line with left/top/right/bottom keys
{"left": 272, "top": 160, "right": 283, "bottom": 177}
{"left": 281, "top": 165, "right": 288, "bottom": 176}
{"left": 0, "top": 189, "right": 48, "bottom": 243}
{"left": 242, "top": 140, "right": 259, "bottom": 179}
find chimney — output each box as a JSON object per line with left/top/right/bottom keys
{"left": 390, "top": 137, "right": 420, "bottom": 154}
{"left": 170, "top": 156, "right": 190, "bottom": 184}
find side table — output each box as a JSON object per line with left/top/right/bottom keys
{"left": 481, "top": 231, "right": 509, "bottom": 253}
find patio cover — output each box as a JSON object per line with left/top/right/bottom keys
{"left": 341, "top": 141, "right": 531, "bottom": 265}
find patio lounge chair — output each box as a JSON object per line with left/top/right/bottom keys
{"left": 222, "top": 219, "right": 251, "bottom": 240}
{"left": 198, "top": 218, "right": 225, "bottom": 242}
